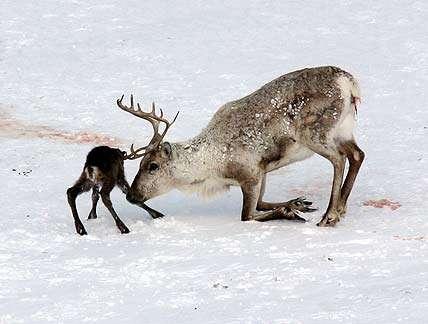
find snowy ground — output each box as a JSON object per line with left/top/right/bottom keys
{"left": 1, "top": 0, "right": 428, "bottom": 323}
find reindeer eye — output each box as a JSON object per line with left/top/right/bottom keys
{"left": 149, "top": 162, "right": 159, "bottom": 172}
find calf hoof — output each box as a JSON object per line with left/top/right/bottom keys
{"left": 149, "top": 210, "right": 164, "bottom": 219}
{"left": 88, "top": 210, "right": 98, "bottom": 220}
{"left": 75, "top": 222, "right": 88, "bottom": 235}
{"left": 117, "top": 222, "right": 130, "bottom": 234}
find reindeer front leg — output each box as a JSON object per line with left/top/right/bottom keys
{"left": 240, "top": 179, "right": 261, "bottom": 221}
{"left": 240, "top": 178, "right": 306, "bottom": 222}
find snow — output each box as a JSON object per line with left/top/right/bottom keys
{"left": 1, "top": 0, "right": 428, "bottom": 323}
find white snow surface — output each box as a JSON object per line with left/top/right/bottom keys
{"left": 1, "top": 1, "right": 428, "bottom": 323}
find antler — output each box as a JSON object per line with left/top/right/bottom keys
{"left": 123, "top": 143, "right": 147, "bottom": 160}
{"left": 117, "top": 94, "right": 179, "bottom": 158}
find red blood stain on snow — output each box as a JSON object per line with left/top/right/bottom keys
{"left": 0, "top": 110, "right": 123, "bottom": 146}
{"left": 363, "top": 199, "right": 401, "bottom": 210}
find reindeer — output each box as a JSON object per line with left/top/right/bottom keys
{"left": 66, "top": 145, "right": 164, "bottom": 235}
{"left": 118, "top": 66, "right": 364, "bottom": 226}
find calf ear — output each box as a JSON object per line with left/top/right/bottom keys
{"left": 162, "top": 142, "right": 172, "bottom": 158}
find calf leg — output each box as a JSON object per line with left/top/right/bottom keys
{"left": 140, "top": 204, "right": 165, "bottom": 219}
{"left": 241, "top": 178, "right": 306, "bottom": 222}
{"left": 256, "top": 174, "right": 316, "bottom": 213}
{"left": 88, "top": 187, "right": 100, "bottom": 219}
{"left": 67, "top": 173, "right": 92, "bottom": 235}
{"left": 127, "top": 194, "right": 165, "bottom": 219}
{"left": 120, "top": 177, "right": 165, "bottom": 219}
{"left": 100, "top": 183, "right": 130, "bottom": 234}
{"left": 337, "top": 141, "right": 365, "bottom": 215}
{"left": 117, "top": 176, "right": 130, "bottom": 195}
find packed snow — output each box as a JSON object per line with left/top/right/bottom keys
{"left": 1, "top": 0, "right": 427, "bottom": 323}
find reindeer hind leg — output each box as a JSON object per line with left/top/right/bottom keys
{"left": 305, "top": 144, "right": 346, "bottom": 227}
{"left": 67, "top": 173, "right": 93, "bottom": 235}
{"left": 241, "top": 178, "right": 306, "bottom": 223}
{"left": 256, "top": 174, "right": 316, "bottom": 213}
{"left": 100, "top": 182, "right": 130, "bottom": 234}
{"left": 88, "top": 186, "right": 100, "bottom": 219}
{"left": 337, "top": 140, "right": 365, "bottom": 216}
{"left": 116, "top": 176, "right": 130, "bottom": 195}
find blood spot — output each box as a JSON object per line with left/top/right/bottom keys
{"left": 363, "top": 199, "right": 401, "bottom": 210}
{"left": 0, "top": 109, "right": 123, "bottom": 146}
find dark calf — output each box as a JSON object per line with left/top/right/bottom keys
{"left": 66, "top": 146, "right": 163, "bottom": 236}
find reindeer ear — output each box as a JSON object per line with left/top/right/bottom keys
{"left": 162, "top": 142, "right": 172, "bottom": 158}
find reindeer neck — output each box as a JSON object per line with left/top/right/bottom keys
{"left": 171, "top": 132, "right": 223, "bottom": 182}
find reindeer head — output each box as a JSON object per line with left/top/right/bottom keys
{"left": 118, "top": 95, "right": 179, "bottom": 203}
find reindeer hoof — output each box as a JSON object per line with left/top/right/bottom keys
{"left": 117, "top": 222, "right": 130, "bottom": 234}
{"left": 293, "top": 214, "right": 307, "bottom": 222}
{"left": 252, "top": 207, "right": 306, "bottom": 222}
{"left": 75, "top": 222, "right": 88, "bottom": 235}
{"left": 337, "top": 204, "right": 347, "bottom": 217}
{"left": 278, "top": 207, "right": 307, "bottom": 222}
{"left": 88, "top": 210, "right": 97, "bottom": 220}
{"left": 288, "top": 197, "right": 317, "bottom": 213}
{"left": 317, "top": 212, "right": 340, "bottom": 227}
{"left": 149, "top": 210, "right": 165, "bottom": 219}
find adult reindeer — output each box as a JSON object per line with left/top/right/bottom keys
{"left": 119, "top": 66, "right": 364, "bottom": 226}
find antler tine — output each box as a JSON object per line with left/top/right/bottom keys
{"left": 117, "top": 94, "right": 180, "bottom": 154}
{"left": 117, "top": 95, "right": 157, "bottom": 122}
{"left": 131, "top": 143, "right": 145, "bottom": 154}
{"left": 157, "top": 110, "right": 180, "bottom": 143}
{"left": 171, "top": 111, "right": 179, "bottom": 124}
{"left": 148, "top": 102, "right": 161, "bottom": 133}
{"left": 117, "top": 94, "right": 136, "bottom": 112}
{"left": 117, "top": 94, "right": 125, "bottom": 109}
{"left": 130, "top": 143, "right": 147, "bottom": 158}
{"left": 123, "top": 143, "right": 148, "bottom": 160}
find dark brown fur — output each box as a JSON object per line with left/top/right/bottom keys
{"left": 66, "top": 146, "right": 131, "bottom": 235}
